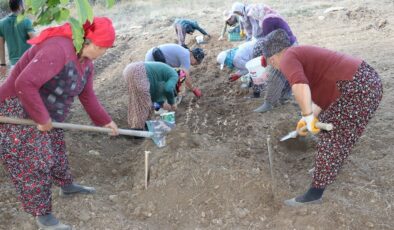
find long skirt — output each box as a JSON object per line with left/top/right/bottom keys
{"left": 0, "top": 97, "right": 73, "bottom": 216}
{"left": 123, "top": 62, "right": 152, "bottom": 129}
{"left": 313, "top": 62, "right": 383, "bottom": 188}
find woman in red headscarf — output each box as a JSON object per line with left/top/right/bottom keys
{"left": 0, "top": 17, "right": 118, "bottom": 229}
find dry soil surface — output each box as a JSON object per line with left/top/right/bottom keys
{"left": 1, "top": 0, "right": 393, "bottom": 229}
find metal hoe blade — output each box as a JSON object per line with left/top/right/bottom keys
{"left": 146, "top": 120, "right": 175, "bottom": 148}
{"left": 280, "top": 130, "right": 298, "bottom": 142}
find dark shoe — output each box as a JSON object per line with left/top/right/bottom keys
{"left": 36, "top": 214, "right": 71, "bottom": 230}
{"left": 284, "top": 197, "right": 323, "bottom": 207}
{"left": 60, "top": 183, "right": 96, "bottom": 197}
{"left": 253, "top": 102, "right": 273, "bottom": 113}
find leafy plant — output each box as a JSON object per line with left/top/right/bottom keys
{"left": 20, "top": 0, "right": 115, "bottom": 51}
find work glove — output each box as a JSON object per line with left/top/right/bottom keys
{"left": 261, "top": 56, "right": 267, "bottom": 67}
{"left": 297, "top": 114, "right": 320, "bottom": 136}
{"left": 240, "top": 30, "right": 246, "bottom": 38}
{"left": 193, "top": 88, "right": 202, "bottom": 97}
{"left": 228, "top": 73, "right": 241, "bottom": 82}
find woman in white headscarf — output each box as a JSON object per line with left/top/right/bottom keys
{"left": 230, "top": 2, "right": 264, "bottom": 40}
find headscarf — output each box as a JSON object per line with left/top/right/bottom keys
{"left": 175, "top": 68, "right": 187, "bottom": 94}
{"left": 28, "top": 17, "right": 115, "bottom": 48}
{"left": 217, "top": 48, "right": 238, "bottom": 70}
{"left": 247, "top": 4, "right": 285, "bottom": 28}
{"left": 261, "top": 29, "right": 290, "bottom": 58}
{"left": 231, "top": 2, "right": 245, "bottom": 15}
{"left": 217, "top": 50, "right": 228, "bottom": 70}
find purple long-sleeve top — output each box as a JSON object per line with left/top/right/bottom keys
{"left": 0, "top": 36, "right": 111, "bottom": 126}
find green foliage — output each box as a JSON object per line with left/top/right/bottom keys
{"left": 0, "top": 0, "right": 9, "bottom": 14}
{"left": 69, "top": 17, "right": 84, "bottom": 51}
{"left": 21, "top": 0, "right": 115, "bottom": 51}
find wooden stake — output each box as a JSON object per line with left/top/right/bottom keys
{"left": 145, "top": 151, "right": 150, "bottom": 189}
{"left": 266, "top": 137, "right": 276, "bottom": 198}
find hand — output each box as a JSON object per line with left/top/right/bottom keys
{"left": 240, "top": 30, "right": 246, "bottom": 38}
{"left": 228, "top": 73, "right": 241, "bottom": 82}
{"left": 0, "top": 66, "right": 7, "bottom": 77}
{"left": 192, "top": 88, "right": 202, "bottom": 97}
{"left": 261, "top": 56, "right": 267, "bottom": 67}
{"left": 104, "top": 120, "right": 119, "bottom": 136}
{"left": 296, "top": 119, "right": 308, "bottom": 136}
{"left": 162, "top": 103, "right": 171, "bottom": 111}
{"left": 170, "top": 104, "right": 177, "bottom": 111}
{"left": 218, "top": 36, "right": 224, "bottom": 41}
{"left": 37, "top": 119, "right": 53, "bottom": 132}
{"left": 204, "top": 34, "right": 211, "bottom": 41}
{"left": 302, "top": 114, "right": 320, "bottom": 134}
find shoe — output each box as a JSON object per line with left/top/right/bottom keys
{"left": 36, "top": 215, "right": 71, "bottom": 230}
{"left": 279, "top": 96, "right": 291, "bottom": 104}
{"left": 59, "top": 184, "right": 96, "bottom": 197}
{"left": 253, "top": 102, "right": 273, "bottom": 113}
{"left": 284, "top": 197, "right": 323, "bottom": 207}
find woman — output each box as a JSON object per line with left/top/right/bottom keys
{"left": 230, "top": 2, "right": 264, "bottom": 40}
{"left": 218, "top": 10, "right": 241, "bottom": 41}
{"left": 0, "top": 17, "right": 119, "bottom": 229}
{"left": 261, "top": 29, "right": 383, "bottom": 206}
{"left": 145, "top": 43, "right": 203, "bottom": 98}
{"left": 123, "top": 62, "right": 178, "bottom": 129}
{"left": 173, "top": 18, "right": 210, "bottom": 48}
{"left": 217, "top": 39, "right": 256, "bottom": 80}
{"left": 249, "top": 4, "right": 297, "bottom": 113}
{"left": 0, "top": 0, "right": 35, "bottom": 77}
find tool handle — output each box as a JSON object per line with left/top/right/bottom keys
{"left": 316, "top": 122, "right": 333, "bottom": 131}
{"left": 0, "top": 116, "right": 153, "bottom": 138}
{"left": 299, "top": 122, "right": 333, "bottom": 132}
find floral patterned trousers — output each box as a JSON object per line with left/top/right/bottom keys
{"left": 313, "top": 62, "right": 383, "bottom": 188}
{"left": 0, "top": 97, "right": 73, "bottom": 216}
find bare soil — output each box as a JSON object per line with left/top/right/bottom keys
{"left": 1, "top": 0, "right": 393, "bottom": 229}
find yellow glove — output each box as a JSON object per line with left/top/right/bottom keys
{"left": 302, "top": 114, "right": 321, "bottom": 134}
{"left": 240, "top": 30, "right": 246, "bottom": 38}
{"left": 296, "top": 119, "right": 308, "bottom": 136}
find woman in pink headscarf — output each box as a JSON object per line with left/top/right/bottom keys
{"left": 0, "top": 17, "right": 118, "bottom": 229}
{"left": 230, "top": 2, "right": 276, "bottom": 40}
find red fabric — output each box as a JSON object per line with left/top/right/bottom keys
{"left": 0, "top": 37, "right": 111, "bottom": 126}
{"left": 228, "top": 73, "right": 241, "bottom": 82}
{"left": 280, "top": 46, "right": 362, "bottom": 110}
{"left": 193, "top": 88, "right": 202, "bottom": 97}
{"left": 84, "top": 17, "right": 115, "bottom": 47}
{"left": 27, "top": 23, "right": 73, "bottom": 45}
{"left": 28, "top": 17, "right": 115, "bottom": 48}
{"left": 260, "top": 55, "right": 267, "bottom": 67}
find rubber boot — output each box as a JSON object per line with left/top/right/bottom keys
{"left": 36, "top": 213, "right": 71, "bottom": 230}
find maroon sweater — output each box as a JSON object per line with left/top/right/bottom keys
{"left": 0, "top": 36, "right": 111, "bottom": 125}
{"left": 280, "top": 46, "right": 362, "bottom": 110}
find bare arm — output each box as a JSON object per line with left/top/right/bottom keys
{"left": 220, "top": 22, "right": 228, "bottom": 38}
{"left": 28, "top": 31, "right": 36, "bottom": 39}
{"left": 184, "top": 71, "right": 193, "bottom": 90}
{"left": 292, "top": 83, "right": 313, "bottom": 116}
{"left": 312, "top": 103, "right": 322, "bottom": 117}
